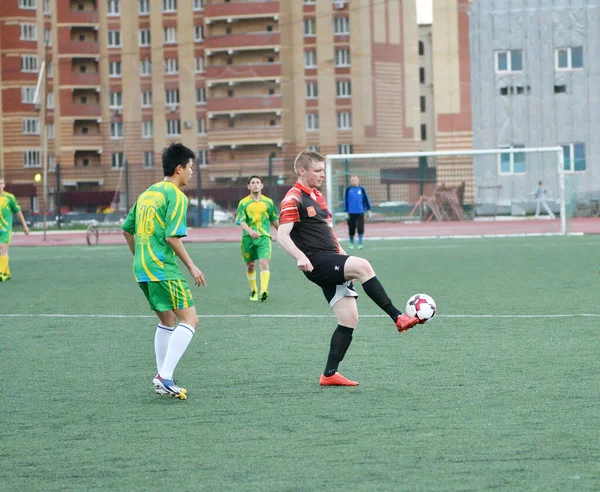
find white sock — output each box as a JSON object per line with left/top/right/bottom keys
{"left": 158, "top": 323, "right": 195, "bottom": 380}
{"left": 154, "top": 324, "right": 175, "bottom": 372}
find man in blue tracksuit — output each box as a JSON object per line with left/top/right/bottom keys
{"left": 344, "top": 175, "right": 372, "bottom": 250}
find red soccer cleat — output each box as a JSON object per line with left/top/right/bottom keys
{"left": 319, "top": 373, "right": 359, "bottom": 386}
{"left": 395, "top": 313, "right": 419, "bottom": 333}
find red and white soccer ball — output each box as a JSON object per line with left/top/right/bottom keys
{"left": 405, "top": 294, "right": 436, "bottom": 323}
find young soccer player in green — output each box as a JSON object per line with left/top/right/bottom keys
{"left": 122, "top": 144, "right": 206, "bottom": 400}
{"left": 235, "top": 176, "right": 279, "bottom": 302}
{"left": 0, "top": 178, "right": 30, "bottom": 281}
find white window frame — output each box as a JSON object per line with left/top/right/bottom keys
{"left": 141, "top": 91, "right": 152, "bottom": 107}
{"left": 107, "top": 0, "right": 120, "bottom": 16}
{"left": 20, "top": 23, "right": 37, "bottom": 41}
{"left": 164, "top": 58, "right": 179, "bottom": 74}
{"left": 304, "top": 50, "right": 317, "bottom": 68}
{"left": 194, "top": 56, "right": 204, "bottom": 73}
{"left": 48, "top": 155, "right": 55, "bottom": 171}
{"left": 561, "top": 143, "right": 586, "bottom": 173}
{"left": 44, "top": 28, "right": 51, "bottom": 46}
{"left": 139, "top": 29, "right": 151, "bottom": 47}
{"left": 497, "top": 145, "right": 526, "bottom": 175}
{"left": 21, "top": 55, "right": 38, "bottom": 73}
{"left": 335, "top": 48, "right": 351, "bottom": 67}
{"left": 336, "top": 111, "right": 352, "bottom": 130}
{"left": 140, "top": 59, "right": 152, "bottom": 77}
{"left": 143, "top": 151, "right": 155, "bottom": 169}
{"left": 46, "top": 122, "right": 54, "bottom": 140}
{"left": 142, "top": 121, "right": 153, "bottom": 139}
{"left": 109, "top": 91, "right": 123, "bottom": 109}
{"left": 24, "top": 150, "right": 41, "bottom": 168}
{"left": 107, "top": 30, "right": 122, "bottom": 48}
{"left": 22, "top": 87, "right": 36, "bottom": 103}
{"left": 19, "top": 0, "right": 36, "bottom": 10}
{"left": 196, "top": 118, "right": 206, "bottom": 135}
{"left": 22, "top": 118, "right": 40, "bottom": 135}
{"left": 110, "top": 121, "right": 124, "bottom": 139}
{"left": 306, "top": 113, "right": 319, "bottom": 131}
{"left": 165, "top": 89, "right": 180, "bottom": 106}
{"left": 305, "top": 81, "right": 318, "bottom": 99}
{"left": 44, "top": 0, "right": 50, "bottom": 14}
{"left": 336, "top": 80, "right": 351, "bottom": 97}
{"left": 163, "top": 27, "right": 177, "bottom": 45}
{"left": 303, "top": 19, "right": 316, "bottom": 37}
{"left": 197, "top": 149, "right": 208, "bottom": 166}
{"left": 47, "top": 61, "right": 52, "bottom": 78}
{"left": 163, "top": 0, "right": 177, "bottom": 13}
{"left": 111, "top": 152, "right": 124, "bottom": 170}
{"left": 193, "top": 0, "right": 204, "bottom": 11}
{"left": 194, "top": 26, "right": 203, "bottom": 42}
{"left": 196, "top": 87, "right": 206, "bottom": 105}
{"left": 138, "top": 0, "right": 150, "bottom": 15}
{"left": 337, "top": 144, "right": 352, "bottom": 155}
{"left": 166, "top": 119, "right": 181, "bottom": 136}
{"left": 495, "top": 49, "right": 523, "bottom": 73}
{"left": 109, "top": 60, "right": 122, "bottom": 77}
{"left": 46, "top": 91, "right": 54, "bottom": 109}
{"left": 334, "top": 17, "right": 349, "bottom": 35}
{"left": 555, "top": 46, "right": 584, "bottom": 71}
{"left": 303, "top": 0, "right": 316, "bottom": 4}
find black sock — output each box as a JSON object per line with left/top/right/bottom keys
{"left": 362, "top": 277, "right": 401, "bottom": 321}
{"left": 324, "top": 325, "right": 354, "bottom": 377}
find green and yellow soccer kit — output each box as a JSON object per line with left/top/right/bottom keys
{"left": 0, "top": 192, "right": 21, "bottom": 245}
{"left": 122, "top": 181, "right": 194, "bottom": 312}
{"left": 235, "top": 194, "right": 279, "bottom": 263}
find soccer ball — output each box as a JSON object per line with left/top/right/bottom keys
{"left": 405, "top": 294, "right": 436, "bottom": 323}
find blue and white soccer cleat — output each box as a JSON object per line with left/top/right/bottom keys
{"left": 153, "top": 375, "right": 187, "bottom": 400}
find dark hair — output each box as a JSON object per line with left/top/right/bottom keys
{"left": 294, "top": 150, "right": 325, "bottom": 174}
{"left": 162, "top": 143, "right": 195, "bottom": 177}
{"left": 247, "top": 175, "right": 262, "bottom": 184}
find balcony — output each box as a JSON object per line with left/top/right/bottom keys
{"left": 207, "top": 95, "right": 281, "bottom": 114}
{"left": 59, "top": 64, "right": 100, "bottom": 86}
{"left": 61, "top": 100, "right": 101, "bottom": 117}
{"left": 58, "top": 40, "right": 100, "bottom": 56}
{"left": 208, "top": 126, "right": 282, "bottom": 147}
{"left": 204, "top": 1, "right": 279, "bottom": 21}
{"left": 57, "top": 1, "right": 99, "bottom": 24}
{"left": 205, "top": 63, "right": 281, "bottom": 83}
{"left": 205, "top": 32, "right": 280, "bottom": 52}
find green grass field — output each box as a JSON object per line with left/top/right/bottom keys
{"left": 2, "top": 236, "right": 599, "bottom": 491}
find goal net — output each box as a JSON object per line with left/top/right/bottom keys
{"left": 325, "top": 148, "right": 578, "bottom": 236}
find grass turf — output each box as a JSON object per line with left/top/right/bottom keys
{"left": 1, "top": 236, "right": 599, "bottom": 490}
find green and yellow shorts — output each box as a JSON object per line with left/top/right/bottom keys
{"left": 241, "top": 235, "right": 272, "bottom": 263}
{"left": 0, "top": 230, "right": 12, "bottom": 245}
{"left": 138, "top": 279, "right": 195, "bottom": 312}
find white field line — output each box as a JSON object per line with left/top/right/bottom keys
{"left": 1, "top": 313, "right": 600, "bottom": 319}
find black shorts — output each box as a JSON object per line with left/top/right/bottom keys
{"left": 304, "top": 251, "right": 359, "bottom": 306}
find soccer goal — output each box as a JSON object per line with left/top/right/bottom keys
{"left": 325, "top": 147, "right": 578, "bottom": 236}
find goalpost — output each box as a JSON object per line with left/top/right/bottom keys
{"left": 325, "top": 147, "right": 570, "bottom": 236}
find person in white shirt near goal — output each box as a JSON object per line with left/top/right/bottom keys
{"left": 534, "top": 181, "right": 555, "bottom": 219}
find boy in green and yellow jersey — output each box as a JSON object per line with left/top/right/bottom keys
{"left": 235, "top": 176, "right": 279, "bottom": 302}
{"left": 122, "top": 144, "right": 206, "bottom": 400}
{"left": 0, "top": 178, "right": 30, "bottom": 281}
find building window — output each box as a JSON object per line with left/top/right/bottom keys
{"left": 194, "top": 26, "right": 203, "bottom": 42}
{"left": 197, "top": 149, "right": 208, "bottom": 166}
{"left": 197, "top": 118, "right": 206, "bottom": 135}
{"left": 139, "top": 29, "right": 151, "bottom": 47}
{"left": 165, "top": 89, "right": 180, "bottom": 106}
{"left": 562, "top": 143, "right": 586, "bottom": 172}
{"left": 143, "top": 151, "right": 155, "bottom": 169}
{"left": 166, "top": 119, "right": 181, "bottom": 136}
{"left": 419, "top": 67, "right": 425, "bottom": 84}
{"left": 109, "top": 60, "right": 122, "bottom": 77}
{"left": 334, "top": 17, "right": 349, "bottom": 35}
{"left": 164, "top": 27, "right": 177, "bottom": 44}
{"left": 194, "top": 56, "right": 204, "bottom": 73}
{"left": 44, "top": 0, "right": 50, "bottom": 14}
{"left": 334, "top": 48, "right": 350, "bottom": 67}
{"left": 193, "top": 0, "right": 204, "bottom": 10}
{"left": 142, "top": 121, "right": 153, "bottom": 138}
{"left": 196, "top": 87, "right": 206, "bottom": 105}
{"left": 24, "top": 150, "right": 41, "bottom": 168}
{"left": 48, "top": 155, "right": 55, "bottom": 171}
{"left": 21, "top": 55, "right": 38, "bottom": 73}
{"left": 304, "top": 50, "right": 317, "bottom": 68}
{"left": 335, "top": 80, "right": 351, "bottom": 97}
{"left": 141, "top": 91, "right": 152, "bottom": 107}
{"left": 420, "top": 95, "right": 426, "bottom": 112}
{"left": 107, "top": 30, "right": 121, "bottom": 48}
{"left": 495, "top": 49, "right": 523, "bottom": 73}
{"left": 419, "top": 41, "right": 424, "bottom": 56}
{"left": 303, "top": 0, "right": 316, "bottom": 3}
{"left": 47, "top": 61, "right": 52, "bottom": 78}
{"left": 139, "top": 0, "right": 150, "bottom": 15}
{"left": 140, "top": 59, "right": 152, "bottom": 76}
{"left": 337, "top": 144, "right": 352, "bottom": 154}
{"left": 303, "top": 19, "right": 316, "bottom": 37}
{"left": 46, "top": 92, "right": 54, "bottom": 109}
{"left": 305, "top": 82, "right": 318, "bottom": 99}
{"left": 109, "top": 91, "right": 123, "bottom": 109}
{"left": 555, "top": 46, "right": 584, "bottom": 71}
{"left": 336, "top": 111, "right": 351, "bottom": 130}
{"left": 20, "top": 23, "right": 37, "bottom": 41}
{"left": 163, "top": 0, "right": 177, "bottom": 12}
{"left": 19, "top": 0, "right": 36, "bottom": 9}
{"left": 420, "top": 124, "right": 427, "bottom": 141}
{"left": 498, "top": 145, "right": 525, "bottom": 175}
{"left": 107, "top": 0, "right": 120, "bottom": 16}
{"left": 308, "top": 145, "right": 320, "bottom": 152}
{"left": 22, "top": 118, "right": 40, "bottom": 135}
{"left": 164, "top": 58, "right": 179, "bottom": 74}
{"left": 44, "top": 28, "right": 51, "bottom": 46}
{"left": 306, "top": 113, "right": 319, "bottom": 131}
{"left": 111, "top": 152, "right": 124, "bottom": 169}
{"left": 47, "top": 123, "right": 55, "bottom": 139}
{"left": 110, "top": 122, "right": 124, "bottom": 139}
{"left": 22, "top": 87, "right": 36, "bottom": 103}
